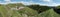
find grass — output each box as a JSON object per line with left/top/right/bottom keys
{"left": 0, "top": 6, "right": 60, "bottom": 17}
{"left": 0, "top": 6, "right": 7, "bottom": 17}
{"left": 38, "top": 9, "right": 60, "bottom": 17}
{"left": 0, "top": 6, "right": 22, "bottom": 17}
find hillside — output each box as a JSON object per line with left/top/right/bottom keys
{"left": 0, "top": 3, "right": 60, "bottom": 17}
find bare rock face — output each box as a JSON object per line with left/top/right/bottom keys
{"left": 11, "top": 6, "right": 24, "bottom": 10}
{"left": 18, "top": 6, "right": 24, "bottom": 10}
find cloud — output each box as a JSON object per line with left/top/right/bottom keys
{"left": 0, "top": 1, "right": 48, "bottom": 6}
{"left": 47, "top": 3, "right": 60, "bottom": 7}
{"left": 0, "top": 1, "right": 7, "bottom": 4}
{"left": 8, "top": 1, "right": 30, "bottom": 5}
{"left": 4, "top": 0, "right": 11, "bottom": 1}
{"left": 18, "top": 1, "right": 48, "bottom": 6}
{"left": 4, "top": 0, "right": 11, "bottom": 2}
{"left": 43, "top": 0, "right": 51, "bottom": 2}
{"left": 0, "top": 0, "right": 60, "bottom": 6}
{"left": 0, "top": 2, "right": 8, "bottom": 4}
{"left": 42, "top": 0, "right": 59, "bottom": 6}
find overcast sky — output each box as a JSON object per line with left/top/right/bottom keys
{"left": 0, "top": 0, "right": 60, "bottom": 6}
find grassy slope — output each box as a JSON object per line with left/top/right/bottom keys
{"left": 0, "top": 6, "right": 38, "bottom": 17}
{"left": 38, "top": 9, "right": 60, "bottom": 17}
{"left": 0, "top": 6, "right": 7, "bottom": 17}
{"left": 17, "top": 7, "right": 38, "bottom": 17}
{"left": 0, "top": 6, "right": 22, "bottom": 17}
{"left": 0, "top": 6, "right": 60, "bottom": 17}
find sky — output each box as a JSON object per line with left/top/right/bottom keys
{"left": 0, "top": 0, "right": 60, "bottom": 6}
